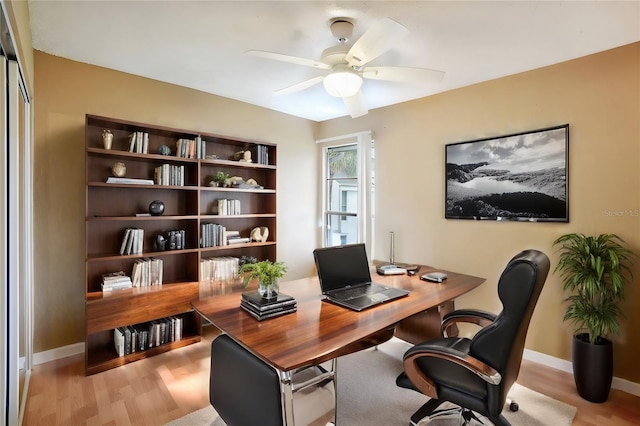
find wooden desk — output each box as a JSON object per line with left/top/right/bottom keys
{"left": 193, "top": 266, "right": 484, "bottom": 425}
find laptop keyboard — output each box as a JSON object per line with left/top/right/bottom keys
{"left": 333, "top": 283, "right": 386, "bottom": 300}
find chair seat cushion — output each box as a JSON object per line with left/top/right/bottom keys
{"left": 400, "top": 337, "right": 488, "bottom": 401}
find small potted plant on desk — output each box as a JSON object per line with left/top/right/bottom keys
{"left": 239, "top": 259, "right": 287, "bottom": 300}
{"left": 553, "top": 233, "right": 635, "bottom": 402}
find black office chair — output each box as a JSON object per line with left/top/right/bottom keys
{"left": 210, "top": 333, "right": 344, "bottom": 426}
{"left": 210, "top": 333, "right": 284, "bottom": 426}
{"left": 396, "top": 249, "right": 550, "bottom": 426}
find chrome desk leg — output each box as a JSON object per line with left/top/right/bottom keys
{"left": 277, "top": 360, "right": 337, "bottom": 426}
{"left": 279, "top": 370, "right": 295, "bottom": 426}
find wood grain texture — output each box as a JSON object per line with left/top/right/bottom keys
{"left": 192, "top": 266, "right": 485, "bottom": 371}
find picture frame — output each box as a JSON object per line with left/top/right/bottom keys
{"left": 445, "top": 124, "right": 569, "bottom": 222}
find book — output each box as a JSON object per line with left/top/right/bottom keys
{"left": 242, "top": 290, "right": 296, "bottom": 307}
{"left": 106, "top": 177, "right": 154, "bottom": 185}
{"left": 114, "top": 328, "right": 125, "bottom": 356}
{"left": 102, "top": 280, "right": 132, "bottom": 291}
{"left": 240, "top": 299, "right": 296, "bottom": 315}
{"left": 227, "top": 237, "right": 251, "bottom": 244}
{"left": 119, "top": 229, "right": 131, "bottom": 255}
{"left": 240, "top": 304, "right": 297, "bottom": 321}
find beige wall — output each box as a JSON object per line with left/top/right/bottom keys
{"left": 33, "top": 51, "right": 319, "bottom": 352}
{"left": 318, "top": 42, "right": 640, "bottom": 383}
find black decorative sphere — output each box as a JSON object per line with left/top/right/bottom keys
{"left": 148, "top": 200, "right": 165, "bottom": 216}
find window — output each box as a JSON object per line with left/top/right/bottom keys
{"left": 317, "top": 132, "right": 374, "bottom": 251}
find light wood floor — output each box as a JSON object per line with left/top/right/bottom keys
{"left": 24, "top": 326, "right": 640, "bottom": 426}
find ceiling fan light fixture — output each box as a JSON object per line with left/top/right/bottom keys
{"left": 323, "top": 68, "right": 363, "bottom": 97}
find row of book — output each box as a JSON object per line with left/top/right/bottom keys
{"left": 251, "top": 145, "right": 270, "bottom": 165}
{"left": 120, "top": 228, "right": 144, "bottom": 255}
{"left": 241, "top": 291, "right": 297, "bottom": 321}
{"left": 164, "top": 229, "right": 187, "bottom": 251}
{"left": 200, "top": 256, "right": 239, "bottom": 282}
{"left": 132, "top": 257, "right": 163, "bottom": 287}
{"left": 213, "top": 199, "right": 241, "bottom": 216}
{"left": 113, "top": 316, "right": 183, "bottom": 356}
{"left": 129, "top": 131, "right": 150, "bottom": 154}
{"left": 176, "top": 136, "right": 206, "bottom": 159}
{"left": 200, "top": 223, "right": 226, "bottom": 248}
{"left": 102, "top": 271, "right": 133, "bottom": 291}
{"left": 154, "top": 163, "right": 185, "bottom": 186}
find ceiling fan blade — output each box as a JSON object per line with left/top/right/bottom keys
{"left": 342, "top": 91, "right": 368, "bottom": 118}
{"left": 245, "top": 50, "right": 331, "bottom": 70}
{"left": 346, "top": 18, "right": 409, "bottom": 68}
{"left": 274, "top": 76, "right": 324, "bottom": 96}
{"left": 362, "top": 66, "right": 445, "bottom": 83}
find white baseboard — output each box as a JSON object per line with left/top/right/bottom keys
{"left": 33, "top": 342, "right": 640, "bottom": 398}
{"left": 524, "top": 348, "right": 640, "bottom": 397}
{"left": 33, "top": 342, "right": 84, "bottom": 366}
{"left": 523, "top": 348, "right": 573, "bottom": 373}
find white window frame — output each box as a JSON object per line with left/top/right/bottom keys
{"left": 317, "top": 131, "right": 374, "bottom": 254}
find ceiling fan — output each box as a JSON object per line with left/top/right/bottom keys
{"left": 246, "top": 17, "right": 445, "bottom": 118}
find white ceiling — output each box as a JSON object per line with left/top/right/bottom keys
{"left": 28, "top": 1, "right": 640, "bottom": 122}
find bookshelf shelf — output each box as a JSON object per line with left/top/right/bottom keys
{"left": 84, "top": 114, "right": 277, "bottom": 375}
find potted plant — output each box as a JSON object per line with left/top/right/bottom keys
{"left": 239, "top": 259, "right": 287, "bottom": 300}
{"left": 210, "top": 171, "right": 230, "bottom": 187}
{"left": 553, "top": 233, "right": 635, "bottom": 402}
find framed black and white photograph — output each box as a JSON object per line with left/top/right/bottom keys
{"left": 445, "top": 124, "right": 569, "bottom": 222}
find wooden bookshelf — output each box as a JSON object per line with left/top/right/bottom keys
{"left": 85, "top": 114, "right": 277, "bottom": 375}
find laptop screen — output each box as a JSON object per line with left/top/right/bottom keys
{"left": 313, "top": 243, "right": 373, "bottom": 293}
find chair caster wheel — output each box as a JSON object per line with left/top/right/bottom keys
{"left": 509, "top": 402, "right": 519, "bottom": 412}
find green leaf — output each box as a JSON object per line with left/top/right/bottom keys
{"left": 553, "top": 233, "right": 636, "bottom": 340}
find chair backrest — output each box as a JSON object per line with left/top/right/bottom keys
{"left": 469, "top": 249, "right": 550, "bottom": 396}
{"left": 210, "top": 334, "right": 284, "bottom": 426}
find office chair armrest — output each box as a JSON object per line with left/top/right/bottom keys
{"left": 403, "top": 343, "right": 502, "bottom": 398}
{"left": 441, "top": 309, "right": 497, "bottom": 337}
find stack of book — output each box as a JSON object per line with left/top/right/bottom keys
{"left": 240, "top": 291, "right": 297, "bottom": 321}
{"left": 106, "top": 177, "right": 154, "bottom": 185}
{"left": 226, "top": 230, "right": 250, "bottom": 245}
{"left": 102, "top": 271, "right": 133, "bottom": 292}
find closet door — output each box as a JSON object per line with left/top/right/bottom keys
{"left": 0, "top": 54, "right": 8, "bottom": 426}
{"left": 4, "top": 56, "right": 32, "bottom": 426}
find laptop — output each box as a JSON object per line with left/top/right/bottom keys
{"left": 313, "top": 243, "right": 410, "bottom": 311}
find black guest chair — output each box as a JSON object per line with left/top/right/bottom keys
{"left": 210, "top": 334, "right": 284, "bottom": 426}
{"left": 396, "top": 249, "right": 550, "bottom": 426}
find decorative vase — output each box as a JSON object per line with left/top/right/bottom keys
{"left": 154, "top": 234, "right": 167, "bottom": 251}
{"left": 102, "top": 129, "right": 113, "bottom": 150}
{"left": 572, "top": 333, "right": 613, "bottom": 403}
{"left": 112, "top": 161, "right": 126, "bottom": 177}
{"left": 258, "top": 279, "right": 279, "bottom": 300}
{"left": 148, "top": 200, "right": 165, "bottom": 216}
{"left": 159, "top": 144, "right": 171, "bottom": 155}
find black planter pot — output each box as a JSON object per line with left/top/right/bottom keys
{"left": 572, "top": 333, "right": 613, "bottom": 403}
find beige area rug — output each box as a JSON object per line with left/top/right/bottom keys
{"left": 165, "top": 338, "right": 577, "bottom": 426}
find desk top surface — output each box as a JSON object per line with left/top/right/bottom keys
{"left": 192, "top": 265, "right": 485, "bottom": 371}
